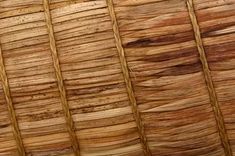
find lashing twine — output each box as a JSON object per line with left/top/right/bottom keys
{"left": 0, "top": 42, "right": 26, "bottom": 155}
{"left": 186, "top": 0, "right": 232, "bottom": 155}
{"left": 106, "top": 0, "right": 152, "bottom": 155}
{"left": 43, "top": 0, "right": 80, "bottom": 155}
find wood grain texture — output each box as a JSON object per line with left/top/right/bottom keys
{"left": 0, "top": 0, "right": 235, "bottom": 155}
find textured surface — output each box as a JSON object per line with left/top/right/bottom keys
{"left": 0, "top": 0, "right": 235, "bottom": 155}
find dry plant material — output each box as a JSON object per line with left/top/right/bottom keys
{"left": 0, "top": 0, "right": 235, "bottom": 156}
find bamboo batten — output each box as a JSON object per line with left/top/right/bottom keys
{"left": 0, "top": 0, "right": 235, "bottom": 156}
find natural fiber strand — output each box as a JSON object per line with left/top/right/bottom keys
{"left": 42, "top": 0, "right": 80, "bottom": 155}
{"left": 105, "top": 0, "right": 152, "bottom": 155}
{"left": 0, "top": 42, "right": 26, "bottom": 155}
{"left": 186, "top": 0, "right": 233, "bottom": 155}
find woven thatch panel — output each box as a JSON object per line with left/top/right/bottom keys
{"left": 0, "top": 0, "right": 235, "bottom": 156}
